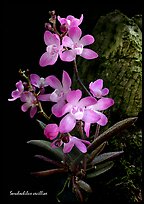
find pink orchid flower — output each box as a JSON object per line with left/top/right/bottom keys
{"left": 57, "top": 14, "right": 83, "bottom": 30}
{"left": 84, "top": 98, "right": 114, "bottom": 137}
{"left": 30, "top": 74, "right": 49, "bottom": 93}
{"left": 44, "top": 123, "right": 59, "bottom": 140}
{"left": 89, "top": 79, "right": 109, "bottom": 98}
{"left": 8, "top": 80, "right": 24, "bottom": 101}
{"left": 38, "top": 70, "right": 71, "bottom": 117}
{"left": 44, "top": 123, "right": 90, "bottom": 153}
{"left": 39, "top": 31, "right": 62, "bottom": 67}
{"left": 20, "top": 91, "right": 38, "bottom": 118}
{"left": 58, "top": 89, "right": 100, "bottom": 133}
{"left": 60, "top": 27, "right": 98, "bottom": 62}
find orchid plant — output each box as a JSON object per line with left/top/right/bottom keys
{"left": 8, "top": 10, "right": 137, "bottom": 202}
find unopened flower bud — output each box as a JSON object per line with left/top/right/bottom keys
{"left": 45, "top": 22, "right": 52, "bottom": 30}
{"left": 60, "top": 24, "right": 68, "bottom": 33}
{"left": 55, "top": 139, "right": 62, "bottom": 147}
{"left": 62, "top": 135, "right": 70, "bottom": 143}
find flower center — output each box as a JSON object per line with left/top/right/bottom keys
{"left": 73, "top": 43, "right": 83, "bottom": 55}
{"left": 71, "top": 106, "right": 84, "bottom": 120}
{"left": 47, "top": 44, "right": 59, "bottom": 55}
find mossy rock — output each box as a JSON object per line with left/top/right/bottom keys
{"left": 73, "top": 10, "right": 142, "bottom": 203}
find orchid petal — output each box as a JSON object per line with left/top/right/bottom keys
{"left": 16, "top": 81, "right": 24, "bottom": 92}
{"left": 46, "top": 75, "right": 62, "bottom": 89}
{"left": 63, "top": 141, "right": 74, "bottom": 153}
{"left": 84, "top": 122, "right": 91, "bottom": 137}
{"left": 30, "top": 74, "right": 41, "bottom": 87}
{"left": 52, "top": 100, "right": 66, "bottom": 117}
{"left": 62, "top": 70, "right": 72, "bottom": 92}
{"left": 39, "top": 52, "right": 58, "bottom": 66}
{"left": 95, "top": 111, "right": 108, "bottom": 126}
{"left": 60, "top": 50, "right": 76, "bottom": 62}
{"left": 92, "top": 98, "right": 114, "bottom": 111}
{"left": 73, "top": 138, "right": 87, "bottom": 153}
{"left": 66, "top": 90, "right": 82, "bottom": 104}
{"left": 44, "top": 31, "right": 60, "bottom": 46}
{"left": 102, "top": 88, "right": 109, "bottom": 96}
{"left": 59, "top": 114, "right": 76, "bottom": 133}
{"left": 62, "top": 103, "right": 73, "bottom": 115}
{"left": 79, "top": 35, "right": 94, "bottom": 46}
{"left": 81, "top": 48, "right": 98, "bottom": 59}
{"left": 44, "top": 124, "right": 59, "bottom": 140}
{"left": 89, "top": 79, "right": 103, "bottom": 90}
{"left": 68, "top": 27, "right": 82, "bottom": 42}
{"left": 83, "top": 109, "right": 100, "bottom": 123}
{"left": 62, "top": 36, "right": 73, "bottom": 48}
{"left": 21, "top": 103, "right": 30, "bottom": 112}
{"left": 38, "top": 94, "right": 51, "bottom": 101}
{"left": 78, "top": 96, "right": 97, "bottom": 107}
{"left": 30, "top": 106, "right": 37, "bottom": 118}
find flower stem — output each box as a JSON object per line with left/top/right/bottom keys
{"left": 73, "top": 60, "right": 92, "bottom": 97}
{"left": 56, "top": 177, "right": 71, "bottom": 202}
{"left": 38, "top": 101, "right": 51, "bottom": 121}
{"left": 94, "top": 124, "right": 100, "bottom": 139}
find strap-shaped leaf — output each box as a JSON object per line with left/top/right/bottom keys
{"left": 31, "top": 168, "right": 68, "bottom": 177}
{"left": 91, "top": 151, "right": 124, "bottom": 165}
{"left": 87, "top": 141, "right": 108, "bottom": 163}
{"left": 77, "top": 180, "right": 92, "bottom": 193}
{"left": 86, "top": 161, "right": 114, "bottom": 178}
{"left": 27, "top": 140, "right": 64, "bottom": 161}
{"left": 36, "top": 119, "right": 46, "bottom": 129}
{"left": 87, "top": 117, "right": 137, "bottom": 152}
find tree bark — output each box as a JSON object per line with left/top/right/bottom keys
{"left": 74, "top": 10, "right": 142, "bottom": 203}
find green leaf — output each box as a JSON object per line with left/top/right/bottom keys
{"left": 36, "top": 119, "right": 47, "bottom": 129}
{"left": 87, "top": 141, "right": 108, "bottom": 163}
{"left": 31, "top": 168, "right": 68, "bottom": 177}
{"left": 27, "top": 140, "right": 64, "bottom": 161}
{"left": 77, "top": 180, "right": 92, "bottom": 193}
{"left": 87, "top": 117, "right": 138, "bottom": 152}
{"left": 91, "top": 151, "right": 124, "bottom": 165}
{"left": 86, "top": 161, "right": 114, "bottom": 178}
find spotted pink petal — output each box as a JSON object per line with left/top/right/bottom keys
{"left": 59, "top": 114, "right": 76, "bottom": 133}
{"left": 79, "top": 35, "right": 94, "bottom": 46}
{"left": 81, "top": 48, "right": 98, "bottom": 59}
{"left": 68, "top": 27, "right": 82, "bottom": 42}
{"left": 44, "top": 124, "right": 59, "bottom": 140}
{"left": 78, "top": 96, "right": 97, "bottom": 107}
{"left": 66, "top": 90, "right": 82, "bottom": 104}
{"left": 62, "top": 70, "right": 72, "bottom": 92}
{"left": 60, "top": 50, "right": 76, "bottom": 62}
{"left": 30, "top": 106, "right": 37, "bottom": 118}
{"left": 92, "top": 98, "right": 114, "bottom": 111}
{"left": 30, "top": 74, "right": 41, "bottom": 87}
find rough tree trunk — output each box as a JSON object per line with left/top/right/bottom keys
{"left": 74, "top": 10, "right": 142, "bottom": 203}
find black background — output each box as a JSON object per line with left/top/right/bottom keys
{"left": 2, "top": 2, "right": 142, "bottom": 203}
